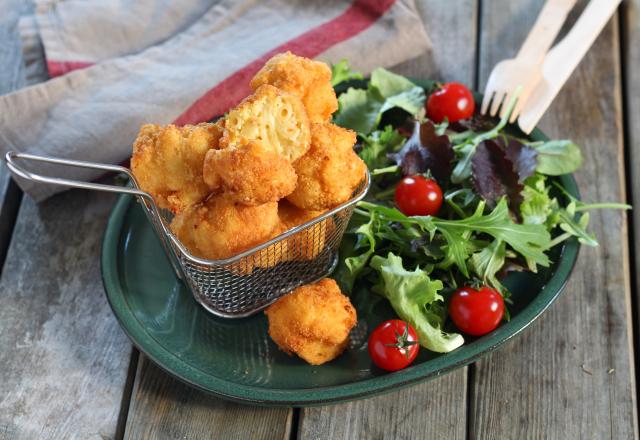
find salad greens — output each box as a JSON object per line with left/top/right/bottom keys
{"left": 335, "top": 68, "right": 425, "bottom": 134}
{"left": 371, "top": 253, "right": 464, "bottom": 352}
{"left": 330, "top": 61, "right": 631, "bottom": 353}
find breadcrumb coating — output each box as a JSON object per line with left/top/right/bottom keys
{"left": 169, "top": 194, "right": 279, "bottom": 260}
{"left": 203, "top": 139, "right": 297, "bottom": 205}
{"left": 286, "top": 123, "right": 367, "bottom": 210}
{"left": 250, "top": 52, "right": 338, "bottom": 123}
{"left": 131, "top": 122, "right": 222, "bottom": 213}
{"left": 265, "top": 278, "right": 357, "bottom": 365}
{"left": 278, "top": 200, "right": 330, "bottom": 261}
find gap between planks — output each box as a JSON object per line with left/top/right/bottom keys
{"left": 619, "top": 0, "right": 640, "bottom": 432}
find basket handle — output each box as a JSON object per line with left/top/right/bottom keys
{"left": 5, "top": 151, "right": 151, "bottom": 199}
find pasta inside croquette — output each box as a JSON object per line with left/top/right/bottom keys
{"left": 203, "top": 139, "right": 297, "bottom": 206}
{"left": 265, "top": 278, "right": 357, "bottom": 365}
{"left": 220, "top": 84, "right": 310, "bottom": 162}
{"left": 131, "top": 122, "right": 222, "bottom": 213}
{"left": 286, "top": 123, "right": 367, "bottom": 210}
{"left": 250, "top": 51, "right": 338, "bottom": 123}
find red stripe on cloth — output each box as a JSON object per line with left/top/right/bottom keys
{"left": 47, "top": 60, "right": 94, "bottom": 77}
{"left": 173, "top": 0, "right": 396, "bottom": 125}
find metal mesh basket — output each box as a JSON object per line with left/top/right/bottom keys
{"left": 6, "top": 152, "right": 370, "bottom": 318}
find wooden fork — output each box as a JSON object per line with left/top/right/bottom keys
{"left": 481, "top": 0, "right": 576, "bottom": 122}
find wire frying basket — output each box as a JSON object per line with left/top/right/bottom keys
{"left": 5, "top": 152, "right": 370, "bottom": 318}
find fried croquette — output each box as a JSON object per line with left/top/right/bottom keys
{"left": 250, "top": 52, "right": 338, "bottom": 123}
{"left": 219, "top": 84, "right": 310, "bottom": 162}
{"left": 286, "top": 123, "right": 367, "bottom": 210}
{"left": 265, "top": 278, "right": 356, "bottom": 365}
{"left": 203, "top": 139, "right": 297, "bottom": 205}
{"left": 131, "top": 122, "right": 222, "bottom": 213}
{"left": 169, "top": 194, "right": 279, "bottom": 260}
{"left": 278, "top": 200, "right": 329, "bottom": 261}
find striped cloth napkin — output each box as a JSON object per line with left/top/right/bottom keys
{"left": 3, "top": 0, "right": 431, "bottom": 201}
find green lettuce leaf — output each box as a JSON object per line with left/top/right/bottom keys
{"left": 370, "top": 253, "right": 464, "bottom": 353}
{"left": 335, "top": 68, "right": 425, "bottom": 134}
{"left": 330, "top": 59, "right": 364, "bottom": 86}
{"left": 532, "top": 140, "right": 583, "bottom": 175}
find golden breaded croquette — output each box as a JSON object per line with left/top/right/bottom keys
{"left": 278, "top": 200, "right": 329, "bottom": 261}
{"left": 286, "top": 123, "right": 367, "bottom": 210}
{"left": 131, "top": 122, "right": 222, "bottom": 213}
{"left": 265, "top": 278, "right": 357, "bottom": 365}
{"left": 220, "top": 84, "right": 310, "bottom": 162}
{"left": 203, "top": 139, "right": 297, "bottom": 205}
{"left": 169, "top": 194, "right": 279, "bottom": 260}
{"left": 250, "top": 52, "right": 338, "bottom": 123}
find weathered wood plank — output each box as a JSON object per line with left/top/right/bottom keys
{"left": 123, "top": 355, "right": 293, "bottom": 440}
{"left": 0, "top": 189, "right": 133, "bottom": 439}
{"left": 298, "top": 2, "right": 476, "bottom": 439}
{"left": 393, "top": 0, "right": 478, "bottom": 85}
{"left": 470, "top": 1, "right": 638, "bottom": 439}
{"left": 622, "top": 0, "right": 640, "bottom": 405}
{"left": 298, "top": 373, "right": 467, "bottom": 440}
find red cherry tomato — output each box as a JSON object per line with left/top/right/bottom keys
{"left": 449, "top": 286, "right": 505, "bottom": 336}
{"left": 368, "top": 320, "right": 420, "bottom": 371}
{"left": 426, "top": 82, "right": 475, "bottom": 123}
{"left": 395, "top": 175, "right": 443, "bottom": 216}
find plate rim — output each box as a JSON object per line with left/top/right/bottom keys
{"left": 101, "top": 116, "right": 581, "bottom": 408}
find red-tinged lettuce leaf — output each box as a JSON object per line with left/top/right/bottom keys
{"left": 450, "top": 114, "right": 495, "bottom": 132}
{"left": 388, "top": 120, "right": 454, "bottom": 184}
{"left": 502, "top": 137, "right": 538, "bottom": 182}
{"left": 471, "top": 140, "right": 523, "bottom": 209}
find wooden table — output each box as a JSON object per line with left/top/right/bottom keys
{"left": 1, "top": 0, "right": 639, "bottom": 438}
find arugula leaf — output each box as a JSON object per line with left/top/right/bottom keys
{"left": 359, "top": 126, "right": 406, "bottom": 170}
{"left": 532, "top": 140, "right": 583, "bottom": 175}
{"left": 469, "top": 239, "right": 507, "bottom": 292}
{"left": 436, "top": 227, "right": 472, "bottom": 277}
{"left": 335, "top": 68, "right": 425, "bottom": 134}
{"left": 555, "top": 202, "right": 598, "bottom": 246}
{"left": 435, "top": 199, "right": 551, "bottom": 271}
{"left": 330, "top": 59, "right": 364, "bottom": 86}
{"left": 357, "top": 198, "right": 552, "bottom": 273}
{"left": 370, "top": 253, "right": 464, "bottom": 353}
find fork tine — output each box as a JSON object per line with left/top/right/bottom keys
{"left": 489, "top": 91, "right": 505, "bottom": 117}
{"left": 508, "top": 88, "right": 532, "bottom": 123}
{"left": 508, "top": 97, "right": 526, "bottom": 123}
{"left": 481, "top": 89, "right": 494, "bottom": 114}
{"left": 498, "top": 91, "right": 514, "bottom": 119}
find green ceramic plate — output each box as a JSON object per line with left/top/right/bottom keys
{"left": 101, "top": 81, "right": 580, "bottom": 406}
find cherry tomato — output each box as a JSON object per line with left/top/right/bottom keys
{"left": 368, "top": 320, "right": 420, "bottom": 371}
{"left": 426, "top": 82, "right": 475, "bottom": 123}
{"left": 449, "top": 286, "right": 505, "bottom": 336}
{"left": 395, "top": 175, "right": 443, "bottom": 216}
